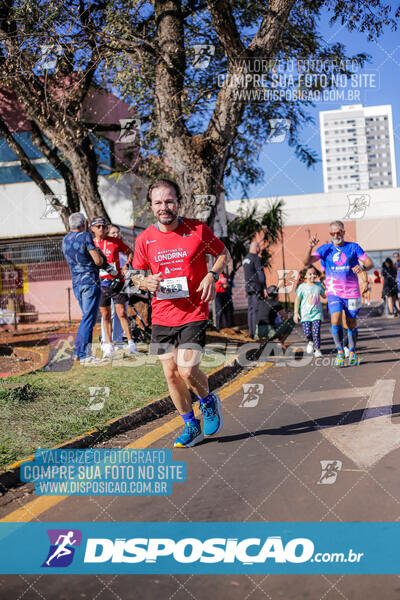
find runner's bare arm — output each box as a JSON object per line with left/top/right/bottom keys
{"left": 197, "top": 247, "right": 231, "bottom": 303}
{"left": 357, "top": 269, "right": 368, "bottom": 294}
{"left": 210, "top": 246, "right": 231, "bottom": 276}
{"left": 353, "top": 255, "right": 373, "bottom": 273}
{"left": 303, "top": 234, "right": 320, "bottom": 266}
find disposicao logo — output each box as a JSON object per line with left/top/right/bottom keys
{"left": 83, "top": 536, "right": 314, "bottom": 564}
{"left": 42, "top": 529, "right": 82, "bottom": 567}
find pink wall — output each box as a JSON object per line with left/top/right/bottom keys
{"left": 25, "top": 280, "right": 81, "bottom": 321}
{"left": 231, "top": 219, "right": 377, "bottom": 309}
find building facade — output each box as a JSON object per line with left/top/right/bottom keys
{"left": 227, "top": 186, "right": 400, "bottom": 308}
{"left": 0, "top": 86, "right": 153, "bottom": 323}
{"left": 320, "top": 104, "right": 397, "bottom": 193}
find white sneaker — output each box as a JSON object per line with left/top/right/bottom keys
{"left": 306, "top": 341, "right": 314, "bottom": 354}
{"left": 343, "top": 346, "right": 350, "bottom": 358}
{"left": 102, "top": 343, "right": 116, "bottom": 358}
{"left": 80, "top": 356, "right": 106, "bottom": 366}
{"left": 127, "top": 340, "right": 138, "bottom": 354}
{"left": 314, "top": 349, "right": 322, "bottom": 358}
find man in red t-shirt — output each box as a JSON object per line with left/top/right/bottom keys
{"left": 131, "top": 179, "right": 231, "bottom": 448}
{"left": 90, "top": 217, "right": 135, "bottom": 358}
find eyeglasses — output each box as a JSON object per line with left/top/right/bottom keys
{"left": 330, "top": 231, "right": 344, "bottom": 237}
{"left": 94, "top": 224, "right": 105, "bottom": 229}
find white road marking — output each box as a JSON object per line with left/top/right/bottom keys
{"left": 294, "top": 387, "right": 371, "bottom": 403}
{"left": 295, "top": 380, "right": 399, "bottom": 469}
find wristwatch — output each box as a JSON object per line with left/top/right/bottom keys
{"left": 209, "top": 270, "right": 219, "bottom": 282}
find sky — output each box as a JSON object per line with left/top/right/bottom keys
{"left": 229, "top": 14, "right": 400, "bottom": 202}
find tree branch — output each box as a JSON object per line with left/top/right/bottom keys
{"left": 207, "top": 0, "right": 245, "bottom": 58}
{"left": 30, "top": 121, "right": 80, "bottom": 213}
{"left": 0, "top": 117, "right": 70, "bottom": 229}
{"left": 249, "top": 0, "right": 297, "bottom": 55}
{"left": 204, "top": 0, "right": 296, "bottom": 150}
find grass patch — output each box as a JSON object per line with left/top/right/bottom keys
{"left": 0, "top": 351, "right": 221, "bottom": 470}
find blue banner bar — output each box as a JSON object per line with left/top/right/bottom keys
{"left": 0, "top": 522, "right": 399, "bottom": 574}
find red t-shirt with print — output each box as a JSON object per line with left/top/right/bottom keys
{"left": 93, "top": 236, "right": 131, "bottom": 280}
{"left": 132, "top": 218, "right": 225, "bottom": 326}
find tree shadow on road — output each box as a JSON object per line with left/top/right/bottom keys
{"left": 218, "top": 403, "right": 400, "bottom": 441}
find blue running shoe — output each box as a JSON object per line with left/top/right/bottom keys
{"left": 334, "top": 350, "right": 345, "bottom": 367}
{"left": 174, "top": 420, "right": 203, "bottom": 448}
{"left": 200, "top": 392, "right": 223, "bottom": 437}
{"left": 348, "top": 351, "right": 359, "bottom": 366}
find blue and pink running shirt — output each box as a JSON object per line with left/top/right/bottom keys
{"left": 313, "top": 242, "right": 368, "bottom": 299}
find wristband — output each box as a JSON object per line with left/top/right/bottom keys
{"left": 209, "top": 270, "right": 219, "bottom": 282}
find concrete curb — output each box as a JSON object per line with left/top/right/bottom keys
{"left": 0, "top": 358, "right": 242, "bottom": 493}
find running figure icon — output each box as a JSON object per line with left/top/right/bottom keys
{"left": 45, "top": 531, "right": 77, "bottom": 566}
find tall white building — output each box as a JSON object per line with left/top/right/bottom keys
{"left": 320, "top": 104, "right": 397, "bottom": 193}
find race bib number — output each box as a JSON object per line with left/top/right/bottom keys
{"left": 348, "top": 298, "right": 361, "bottom": 311}
{"left": 156, "top": 276, "right": 189, "bottom": 300}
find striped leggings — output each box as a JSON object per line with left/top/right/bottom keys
{"left": 302, "top": 320, "right": 321, "bottom": 349}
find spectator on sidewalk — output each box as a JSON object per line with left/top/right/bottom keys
{"left": 242, "top": 241, "right": 267, "bottom": 338}
{"left": 393, "top": 252, "right": 400, "bottom": 306}
{"left": 256, "top": 285, "right": 294, "bottom": 346}
{"left": 215, "top": 271, "right": 230, "bottom": 331}
{"left": 62, "top": 212, "right": 104, "bottom": 365}
{"left": 91, "top": 216, "right": 137, "bottom": 358}
{"left": 100, "top": 224, "right": 128, "bottom": 348}
{"left": 381, "top": 257, "right": 399, "bottom": 317}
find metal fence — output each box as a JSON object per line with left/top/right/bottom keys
{"left": 0, "top": 235, "right": 70, "bottom": 283}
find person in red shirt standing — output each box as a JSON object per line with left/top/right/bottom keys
{"left": 131, "top": 179, "right": 231, "bottom": 448}
{"left": 215, "top": 271, "right": 230, "bottom": 330}
{"left": 90, "top": 217, "right": 136, "bottom": 358}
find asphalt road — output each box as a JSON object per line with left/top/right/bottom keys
{"left": 2, "top": 308, "right": 400, "bottom": 598}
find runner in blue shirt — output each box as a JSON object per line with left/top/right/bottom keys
{"left": 303, "top": 220, "right": 373, "bottom": 367}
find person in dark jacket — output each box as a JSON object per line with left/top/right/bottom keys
{"left": 242, "top": 241, "right": 267, "bottom": 337}
{"left": 381, "top": 258, "right": 399, "bottom": 317}
{"left": 256, "top": 285, "right": 294, "bottom": 344}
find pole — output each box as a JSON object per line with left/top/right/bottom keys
{"left": 67, "top": 287, "right": 71, "bottom": 325}
{"left": 12, "top": 292, "right": 17, "bottom": 331}
{"left": 281, "top": 226, "right": 288, "bottom": 311}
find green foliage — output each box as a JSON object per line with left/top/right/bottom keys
{"left": 1, "top": 0, "right": 399, "bottom": 203}
{"left": 0, "top": 356, "right": 216, "bottom": 469}
{"left": 0, "top": 383, "right": 36, "bottom": 404}
{"left": 225, "top": 200, "right": 284, "bottom": 279}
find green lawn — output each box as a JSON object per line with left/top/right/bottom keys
{"left": 0, "top": 348, "right": 230, "bottom": 470}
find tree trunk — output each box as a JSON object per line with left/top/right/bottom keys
{"left": 30, "top": 121, "right": 81, "bottom": 214}
{"left": 63, "top": 139, "right": 110, "bottom": 223}
{"left": 154, "top": 0, "right": 229, "bottom": 233}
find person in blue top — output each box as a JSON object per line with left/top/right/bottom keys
{"left": 62, "top": 212, "right": 105, "bottom": 365}
{"left": 303, "top": 220, "right": 373, "bottom": 367}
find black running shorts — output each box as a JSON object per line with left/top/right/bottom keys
{"left": 150, "top": 320, "right": 208, "bottom": 355}
{"left": 99, "top": 284, "right": 128, "bottom": 308}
